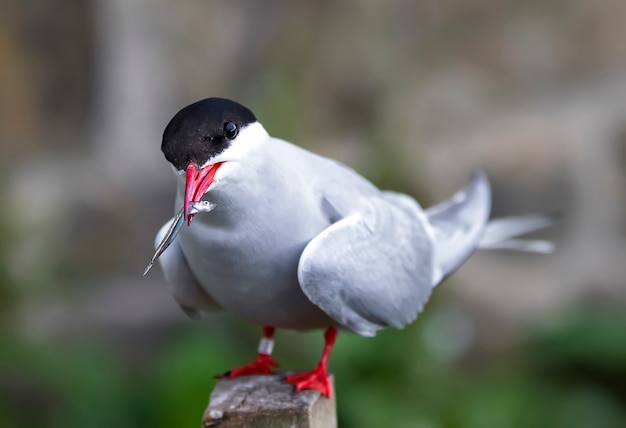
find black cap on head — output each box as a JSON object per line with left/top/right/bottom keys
{"left": 161, "top": 97, "right": 257, "bottom": 170}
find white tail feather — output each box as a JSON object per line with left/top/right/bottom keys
{"left": 479, "top": 215, "right": 557, "bottom": 253}
{"left": 479, "top": 239, "right": 555, "bottom": 253}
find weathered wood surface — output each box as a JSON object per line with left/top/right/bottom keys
{"left": 202, "top": 373, "right": 336, "bottom": 428}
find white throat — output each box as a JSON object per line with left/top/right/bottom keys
{"left": 173, "top": 121, "right": 274, "bottom": 223}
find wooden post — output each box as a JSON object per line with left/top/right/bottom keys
{"left": 202, "top": 373, "right": 337, "bottom": 428}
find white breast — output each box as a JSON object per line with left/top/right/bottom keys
{"left": 176, "top": 140, "right": 335, "bottom": 329}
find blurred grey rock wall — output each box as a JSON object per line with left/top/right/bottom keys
{"left": 1, "top": 0, "right": 625, "bottom": 350}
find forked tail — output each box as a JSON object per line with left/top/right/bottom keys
{"left": 426, "top": 171, "right": 556, "bottom": 284}
{"left": 479, "top": 214, "right": 556, "bottom": 253}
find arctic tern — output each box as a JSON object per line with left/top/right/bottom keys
{"left": 150, "top": 97, "right": 554, "bottom": 397}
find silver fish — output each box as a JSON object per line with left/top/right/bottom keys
{"left": 189, "top": 200, "right": 217, "bottom": 215}
{"left": 143, "top": 201, "right": 216, "bottom": 276}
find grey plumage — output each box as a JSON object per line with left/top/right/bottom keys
{"left": 298, "top": 192, "right": 436, "bottom": 336}
{"left": 153, "top": 120, "right": 554, "bottom": 336}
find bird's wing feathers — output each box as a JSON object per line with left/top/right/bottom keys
{"left": 155, "top": 218, "right": 222, "bottom": 316}
{"left": 426, "top": 172, "right": 556, "bottom": 280}
{"left": 425, "top": 171, "right": 492, "bottom": 282}
{"left": 298, "top": 193, "right": 436, "bottom": 337}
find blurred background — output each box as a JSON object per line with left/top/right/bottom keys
{"left": 1, "top": 0, "right": 625, "bottom": 427}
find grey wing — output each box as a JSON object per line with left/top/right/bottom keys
{"left": 298, "top": 194, "right": 437, "bottom": 337}
{"left": 155, "top": 218, "right": 221, "bottom": 317}
{"left": 425, "top": 171, "right": 491, "bottom": 282}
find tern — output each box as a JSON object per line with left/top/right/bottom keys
{"left": 150, "top": 97, "right": 554, "bottom": 397}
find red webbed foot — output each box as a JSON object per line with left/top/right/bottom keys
{"left": 219, "top": 353, "right": 279, "bottom": 379}
{"left": 285, "top": 366, "right": 333, "bottom": 397}
{"left": 218, "top": 326, "right": 278, "bottom": 379}
{"left": 285, "top": 326, "right": 337, "bottom": 398}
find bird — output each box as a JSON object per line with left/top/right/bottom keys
{"left": 150, "top": 97, "right": 554, "bottom": 398}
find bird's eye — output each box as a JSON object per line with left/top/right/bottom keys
{"left": 223, "top": 121, "right": 238, "bottom": 139}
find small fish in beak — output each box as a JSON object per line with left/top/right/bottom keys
{"left": 189, "top": 200, "right": 217, "bottom": 215}
{"left": 143, "top": 201, "right": 216, "bottom": 276}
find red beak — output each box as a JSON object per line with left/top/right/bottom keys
{"left": 184, "top": 162, "right": 223, "bottom": 225}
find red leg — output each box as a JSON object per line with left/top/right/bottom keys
{"left": 285, "top": 326, "right": 337, "bottom": 398}
{"left": 219, "top": 326, "right": 279, "bottom": 379}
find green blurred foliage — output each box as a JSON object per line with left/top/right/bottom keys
{"left": 1, "top": 307, "right": 625, "bottom": 428}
